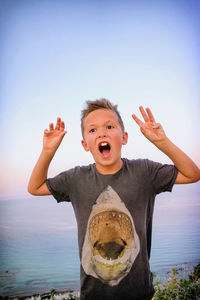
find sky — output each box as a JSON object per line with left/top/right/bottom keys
{"left": 0, "top": 0, "right": 200, "bottom": 200}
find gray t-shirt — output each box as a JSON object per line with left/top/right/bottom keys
{"left": 46, "top": 158, "right": 178, "bottom": 300}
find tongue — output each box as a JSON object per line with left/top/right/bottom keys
{"left": 101, "top": 149, "right": 110, "bottom": 158}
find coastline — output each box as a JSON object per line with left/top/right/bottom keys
{"left": 0, "top": 290, "right": 80, "bottom": 300}
{"left": 2, "top": 263, "right": 200, "bottom": 300}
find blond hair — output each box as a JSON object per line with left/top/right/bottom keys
{"left": 81, "top": 98, "right": 125, "bottom": 137}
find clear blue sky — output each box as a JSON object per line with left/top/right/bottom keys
{"left": 0, "top": 0, "right": 200, "bottom": 200}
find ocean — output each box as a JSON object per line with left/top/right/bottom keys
{"left": 0, "top": 187, "right": 200, "bottom": 297}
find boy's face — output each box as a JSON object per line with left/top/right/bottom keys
{"left": 81, "top": 109, "right": 128, "bottom": 174}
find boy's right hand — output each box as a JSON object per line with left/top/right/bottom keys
{"left": 43, "top": 117, "right": 67, "bottom": 153}
{"left": 28, "top": 117, "right": 67, "bottom": 196}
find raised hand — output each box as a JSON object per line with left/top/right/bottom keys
{"left": 43, "top": 117, "right": 67, "bottom": 152}
{"left": 132, "top": 106, "right": 167, "bottom": 145}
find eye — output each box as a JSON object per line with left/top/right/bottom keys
{"left": 107, "top": 125, "right": 114, "bottom": 129}
{"left": 89, "top": 128, "right": 96, "bottom": 133}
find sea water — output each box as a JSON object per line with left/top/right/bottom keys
{"left": 0, "top": 186, "right": 200, "bottom": 297}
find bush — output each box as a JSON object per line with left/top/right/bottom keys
{"left": 153, "top": 264, "right": 200, "bottom": 300}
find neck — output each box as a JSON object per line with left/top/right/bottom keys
{"left": 95, "top": 159, "right": 123, "bottom": 175}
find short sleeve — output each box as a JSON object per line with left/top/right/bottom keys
{"left": 145, "top": 159, "right": 178, "bottom": 194}
{"left": 46, "top": 170, "right": 72, "bottom": 203}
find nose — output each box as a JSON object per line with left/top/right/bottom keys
{"left": 98, "top": 133, "right": 107, "bottom": 138}
{"left": 98, "top": 128, "right": 107, "bottom": 138}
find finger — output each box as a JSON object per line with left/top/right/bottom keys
{"left": 132, "top": 114, "right": 144, "bottom": 127}
{"left": 49, "top": 123, "right": 54, "bottom": 131}
{"left": 139, "top": 106, "right": 149, "bottom": 122}
{"left": 146, "top": 107, "right": 156, "bottom": 123}
{"left": 44, "top": 129, "right": 49, "bottom": 136}
{"left": 61, "top": 130, "right": 67, "bottom": 137}
{"left": 55, "top": 117, "right": 61, "bottom": 130}
{"left": 60, "top": 120, "right": 65, "bottom": 131}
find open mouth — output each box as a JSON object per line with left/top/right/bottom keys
{"left": 98, "top": 142, "right": 111, "bottom": 157}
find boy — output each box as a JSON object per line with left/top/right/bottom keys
{"left": 28, "top": 99, "right": 200, "bottom": 300}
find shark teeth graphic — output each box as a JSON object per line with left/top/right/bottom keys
{"left": 82, "top": 186, "right": 140, "bottom": 286}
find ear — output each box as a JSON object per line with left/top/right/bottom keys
{"left": 81, "top": 139, "right": 89, "bottom": 152}
{"left": 122, "top": 132, "right": 128, "bottom": 145}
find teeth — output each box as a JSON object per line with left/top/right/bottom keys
{"left": 101, "top": 142, "right": 108, "bottom": 146}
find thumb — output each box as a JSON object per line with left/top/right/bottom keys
{"left": 59, "top": 130, "right": 67, "bottom": 139}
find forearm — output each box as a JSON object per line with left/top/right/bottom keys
{"left": 155, "top": 138, "right": 200, "bottom": 183}
{"left": 28, "top": 149, "right": 55, "bottom": 195}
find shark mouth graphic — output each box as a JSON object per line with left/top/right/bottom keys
{"left": 82, "top": 186, "right": 140, "bottom": 286}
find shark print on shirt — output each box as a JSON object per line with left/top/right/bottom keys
{"left": 82, "top": 186, "right": 140, "bottom": 286}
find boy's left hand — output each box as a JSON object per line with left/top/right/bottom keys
{"left": 132, "top": 106, "right": 200, "bottom": 183}
{"left": 132, "top": 106, "right": 167, "bottom": 145}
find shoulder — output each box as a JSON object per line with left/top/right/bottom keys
{"left": 123, "top": 158, "right": 151, "bottom": 169}
{"left": 62, "top": 163, "right": 95, "bottom": 178}
{"left": 73, "top": 163, "right": 94, "bottom": 173}
{"left": 124, "top": 157, "right": 166, "bottom": 168}
{"left": 48, "top": 163, "right": 93, "bottom": 180}
{"left": 122, "top": 158, "right": 169, "bottom": 177}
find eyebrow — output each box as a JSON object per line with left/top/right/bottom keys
{"left": 87, "top": 120, "right": 116, "bottom": 127}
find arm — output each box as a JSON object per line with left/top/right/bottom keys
{"left": 28, "top": 117, "right": 67, "bottom": 195}
{"left": 132, "top": 106, "right": 200, "bottom": 184}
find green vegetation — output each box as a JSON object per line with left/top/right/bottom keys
{"left": 153, "top": 263, "right": 200, "bottom": 300}
{"left": 50, "top": 289, "right": 57, "bottom": 298}
{"left": 67, "top": 292, "right": 78, "bottom": 300}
